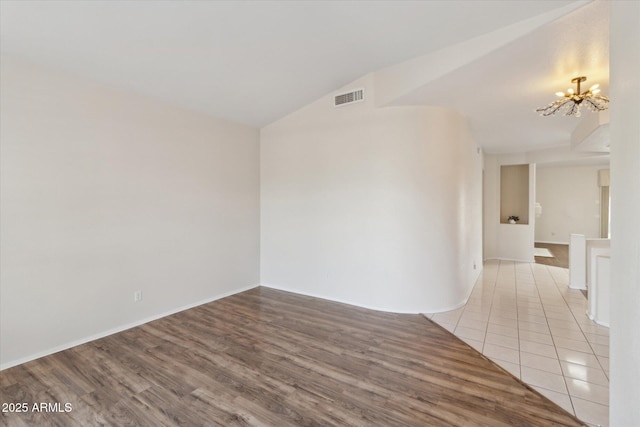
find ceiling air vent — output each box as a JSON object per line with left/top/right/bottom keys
{"left": 334, "top": 89, "right": 364, "bottom": 107}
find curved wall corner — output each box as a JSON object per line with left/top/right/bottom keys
{"left": 260, "top": 74, "right": 483, "bottom": 313}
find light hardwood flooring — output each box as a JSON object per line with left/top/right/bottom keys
{"left": 1, "top": 287, "right": 585, "bottom": 426}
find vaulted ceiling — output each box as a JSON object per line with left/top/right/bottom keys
{"left": 0, "top": 0, "right": 609, "bottom": 154}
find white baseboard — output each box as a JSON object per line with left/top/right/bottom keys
{"left": 0, "top": 284, "right": 259, "bottom": 371}
{"left": 483, "top": 257, "right": 534, "bottom": 262}
{"left": 261, "top": 283, "right": 425, "bottom": 314}
{"left": 587, "top": 311, "right": 610, "bottom": 328}
{"left": 494, "top": 257, "right": 536, "bottom": 263}
{"left": 535, "top": 240, "right": 569, "bottom": 245}
{"left": 264, "top": 266, "right": 483, "bottom": 316}
{"left": 427, "top": 269, "right": 481, "bottom": 314}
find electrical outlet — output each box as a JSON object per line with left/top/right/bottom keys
{"left": 134, "top": 290, "right": 142, "bottom": 302}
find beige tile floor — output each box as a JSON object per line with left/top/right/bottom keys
{"left": 425, "top": 260, "right": 609, "bottom": 427}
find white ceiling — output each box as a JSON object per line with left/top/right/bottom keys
{"left": 0, "top": 0, "right": 610, "bottom": 154}
{"left": 395, "top": 0, "right": 610, "bottom": 153}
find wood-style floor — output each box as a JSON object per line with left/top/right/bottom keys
{"left": 535, "top": 243, "right": 569, "bottom": 269}
{"left": 1, "top": 287, "right": 585, "bottom": 426}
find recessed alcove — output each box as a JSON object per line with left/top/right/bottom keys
{"left": 500, "top": 164, "right": 529, "bottom": 224}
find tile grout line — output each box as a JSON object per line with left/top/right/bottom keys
{"left": 482, "top": 260, "right": 501, "bottom": 354}
{"left": 547, "top": 263, "right": 610, "bottom": 381}
{"left": 529, "top": 262, "right": 576, "bottom": 416}
{"left": 512, "top": 260, "right": 522, "bottom": 380}
{"left": 546, "top": 264, "right": 610, "bottom": 414}
{"left": 491, "top": 260, "right": 521, "bottom": 374}
{"left": 546, "top": 263, "right": 610, "bottom": 414}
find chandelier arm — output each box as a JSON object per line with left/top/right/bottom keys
{"left": 535, "top": 105, "right": 558, "bottom": 116}
{"left": 566, "top": 101, "right": 580, "bottom": 116}
{"left": 536, "top": 99, "right": 572, "bottom": 116}
{"left": 583, "top": 97, "right": 609, "bottom": 112}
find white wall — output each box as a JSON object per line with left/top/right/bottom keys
{"left": 483, "top": 153, "right": 535, "bottom": 261}
{"left": 260, "top": 74, "right": 483, "bottom": 313}
{"left": 0, "top": 57, "right": 260, "bottom": 368}
{"left": 609, "top": 1, "right": 640, "bottom": 424}
{"left": 535, "top": 165, "right": 606, "bottom": 244}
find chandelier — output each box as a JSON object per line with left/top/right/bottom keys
{"left": 536, "top": 76, "right": 609, "bottom": 117}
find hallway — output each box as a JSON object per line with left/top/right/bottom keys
{"left": 426, "top": 260, "right": 609, "bottom": 427}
